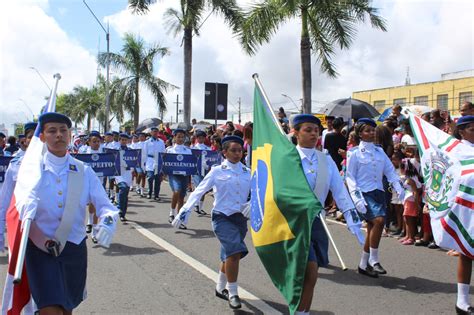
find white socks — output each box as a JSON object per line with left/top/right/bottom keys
{"left": 216, "top": 271, "right": 227, "bottom": 292}
{"left": 457, "top": 283, "right": 471, "bottom": 311}
{"left": 169, "top": 209, "right": 176, "bottom": 216}
{"left": 359, "top": 251, "right": 369, "bottom": 269}
{"left": 227, "top": 282, "right": 238, "bottom": 297}
{"left": 368, "top": 247, "right": 379, "bottom": 266}
{"left": 87, "top": 213, "right": 94, "bottom": 225}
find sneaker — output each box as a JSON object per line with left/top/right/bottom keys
{"left": 168, "top": 215, "right": 175, "bottom": 224}
{"left": 414, "top": 240, "right": 430, "bottom": 247}
{"left": 154, "top": 196, "right": 161, "bottom": 201}
{"left": 179, "top": 223, "right": 187, "bottom": 230}
{"left": 427, "top": 241, "right": 439, "bottom": 249}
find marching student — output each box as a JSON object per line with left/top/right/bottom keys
{"left": 144, "top": 127, "right": 166, "bottom": 200}
{"left": 191, "top": 130, "right": 211, "bottom": 214}
{"left": 166, "top": 129, "right": 192, "bottom": 226}
{"left": 83, "top": 130, "right": 104, "bottom": 242}
{"left": 115, "top": 133, "right": 133, "bottom": 222}
{"left": 346, "top": 118, "right": 404, "bottom": 278}
{"left": 23, "top": 112, "right": 119, "bottom": 314}
{"left": 291, "top": 114, "right": 365, "bottom": 314}
{"left": 454, "top": 115, "right": 474, "bottom": 315}
{"left": 103, "top": 132, "right": 118, "bottom": 202}
{"left": 0, "top": 122, "right": 37, "bottom": 253}
{"left": 172, "top": 135, "right": 251, "bottom": 309}
{"left": 130, "top": 132, "right": 147, "bottom": 196}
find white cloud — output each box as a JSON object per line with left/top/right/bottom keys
{"left": 0, "top": 0, "right": 97, "bottom": 134}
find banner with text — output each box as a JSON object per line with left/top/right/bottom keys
{"left": 105, "top": 148, "right": 142, "bottom": 169}
{"left": 191, "top": 149, "right": 222, "bottom": 176}
{"left": 160, "top": 153, "right": 199, "bottom": 176}
{"left": 72, "top": 152, "right": 121, "bottom": 176}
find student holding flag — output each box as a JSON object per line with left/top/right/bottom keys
{"left": 172, "top": 135, "right": 251, "bottom": 309}
{"left": 291, "top": 114, "right": 364, "bottom": 314}
{"left": 21, "top": 112, "right": 119, "bottom": 314}
{"left": 346, "top": 118, "right": 405, "bottom": 277}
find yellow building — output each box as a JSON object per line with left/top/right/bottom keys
{"left": 352, "top": 70, "right": 473, "bottom": 116}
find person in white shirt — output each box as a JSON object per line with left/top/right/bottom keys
{"left": 453, "top": 115, "right": 474, "bottom": 314}
{"left": 130, "top": 133, "right": 147, "bottom": 196}
{"left": 166, "top": 129, "right": 192, "bottom": 225}
{"left": 22, "top": 112, "right": 118, "bottom": 314}
{"left": 346, "top": 118, "right": 404, "bottom": 278}
{"left": 115, "top": 133, "right": 133, "bottom": 222}
{"left": 291, "top": 114, "right": 364, "bottom": 314}
{"left": 0, "top": 122, "right": 37, "bottom": 253}
{"left": 191, "top": 130, "right": 211, "bottom": 214}
{"left": 320, "top": 115, "right": 335, "bottom": 150}
{"left": 144, "top": 127, "right": 166, "bottom": 200}
{"left": 172, "top": 135, "right": 251, "bottom": 310}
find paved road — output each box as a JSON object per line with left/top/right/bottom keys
{"left": 0, "top": 184, "right": 470, "bottom": 314}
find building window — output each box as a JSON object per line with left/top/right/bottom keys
{"left": 393, "top": 98, "right": 406, "bottom": 106}
{"left": 459, "top": 92, "right": 472, "bottom": 107}
{"left": 437, "top": 94, "right": 448, "bottom": 111}
{"left": 414, "top": 96, "right": 428, "bottom": 106}
{"left": 373, "top": 100, "right": 385, "bottom": 110}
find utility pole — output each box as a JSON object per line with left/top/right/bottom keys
{"left": 238, "top": 97, "right": 241, "bottom": 124}
{"left": 175, "top": 94, "right": 181, "bottom": 123}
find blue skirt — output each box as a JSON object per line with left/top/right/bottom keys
{"left": 307, "top": 216, "right": 329, "bottom": 267}
{"left": 362, "top": 189, "right": 387, "bottom": 221}
{"left": 212, "top": 211, "right": 248, "bottom": 262}
{"left": 26, "top": 238, "right": 87, "bottom": 310}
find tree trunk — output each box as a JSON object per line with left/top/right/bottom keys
{"left": 300, "top": 7, "right": 312, "bottom": 114}
{"left": 134, "top": 78, "right": 140, "bottom": 130}
{"left": 87, "top": 114, "right": 91, "bottom": 131}
{"left": 183, "top": 27, "right": 193, "bottom": 128}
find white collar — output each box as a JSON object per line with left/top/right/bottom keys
{"left": 222, "top": 159, "right": 242, "bottom": 172}
{"left": 296, "top": 145, "right": 317, "bottom": 161}
{"left": 359, "top": 141, "right": 375, "bottom": 151}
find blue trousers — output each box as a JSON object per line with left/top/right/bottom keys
{"left": 117, "top": 182, "right": 130, "bottom": 217}
{"left": 146, "top": 171, "right": 162, "bottom": 198}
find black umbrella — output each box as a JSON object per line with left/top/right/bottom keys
{"left": 320, "top": 98, "right": 380, "bottom": 121}
{"left": 135, "top": 118, "right": 162, "bottom": 133}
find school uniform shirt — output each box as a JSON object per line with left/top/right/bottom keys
{"left": 115, "top": 146, "right": 133, "bottom": 186}
{"left": 13, "top": 149, "right": 26, "bottom": 157}
{"left": 296, "top": 145, "right": 354, "bottom": 212}
{"left": 77, "top": 145, "right": 88, "bottom": 154}
{"left": 166, "top": 144, "right": 192, "bottom": 155}
{"left": 345, "top": 141, "right": 400, "bottom": 195}
{"left": 0, "top": 155, "right": 22, "bottom": 234}
{"left": 144, "top": 137, "right": 166, "bottom": 172}
{"left": 181, "top": 159, "right": 251, "bottom": 216}
{"left": 21, "top": 151, "right": 118, "bottom": 245}
{"left": 191, "top": 143, "right": 211, "bottom": 151}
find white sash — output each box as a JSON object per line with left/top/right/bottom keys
{"left": 312, "top": 150, "right": 328, "bottom": 205}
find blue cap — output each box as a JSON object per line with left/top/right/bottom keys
{"left": 89, "top": 130, "right": 101, "bottom": 138}
{"left": 457, "top": 115, "right": 474, "bottom": 126}
{"left": 104, "top": 132, "right": 113, "bottom": 136}
{"left": 222, "top": 135, "right": 244, "bottom": 146}
{"left": 112, "top": 131, "right": 119, "bottom": 136}
{"left": 150, "top": 127, "right": 159, "bottom": 131}
{"left": 292, "top": 114, "right": 321, "bottom": 127}
{"left": 195, "top": 130, "right": 206, "bottom": 137}
{"left": 24, "top": 121, "right": 38, "bottom": 133}
{"left": 138, "top": 132, "right": 146, "bottom": 136}
{"left": 132, "top": 134, "right": 138, "bottom": 138}
{"left": 119, "top": 133, "right": 131, "bottom": 139}
{"left": 356, "top": 118, "right": 377, "bottom": 128}
{"left": 0, "top": 132, "right": 5, "bottom": 138}
{"left": 38, "top": 112, "right": 72, "bottom": 130}
{"left": 172, "top": 128, "right": 185, "bottom": 136}
{"left": 18, "top": 134, "right": 25, "bottom": 139}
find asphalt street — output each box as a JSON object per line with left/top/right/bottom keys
{"left": 0, "top": 184, "right": 470, "bottom": 314}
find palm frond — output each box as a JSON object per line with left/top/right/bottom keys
{"left": 128, "top": 0, "right": 156, "bottom": 15}
{"left": 164, "top": 8, "right": 184, "bottom": 37}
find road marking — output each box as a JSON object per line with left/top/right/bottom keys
{"left": 128, "top": 221, "right": 282, "bottom": 315}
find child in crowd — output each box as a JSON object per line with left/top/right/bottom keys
{"left": 390, "top": 151, "right": 405, "bottom": 237}
{"left": 399, "top": 158, "right": 422, "bottom": 245}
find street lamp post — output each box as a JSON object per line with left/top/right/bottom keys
{"left": 83, "top": 0, "right": 110, "bottom": 133}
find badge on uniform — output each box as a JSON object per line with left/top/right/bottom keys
{"left": 222, "top": 165, "right": 228, "bottom": 169}
{"left": 69, "top": 164, "right": 78, "bottom": 172}
{"left": 361, "top": 148, "right": 365, "bottom": 152}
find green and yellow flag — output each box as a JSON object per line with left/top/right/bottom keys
{"left": 250, "top": 76, "right": 323, "bottom": 314}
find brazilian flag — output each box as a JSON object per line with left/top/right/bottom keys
{"left": 250, "top": 77, "right": 323, "bottom": 314}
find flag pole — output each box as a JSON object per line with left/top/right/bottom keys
{"left": 252, "top": 73, "right": 348, "bottom": 271}
{"left": 14, "top": 73, "right": 61, "bottom": 284}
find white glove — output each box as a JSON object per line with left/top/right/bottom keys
{"left": 95, "top": 215, "right": 117, "bottom": 248}
{"left": 343, "top": 209, "right": 365, "bottom": 246}
{"left": 354, "top": 199, "right": 367, "bottom": 214}
{"left": 172, "top": 208, "right": 191, "bottom": 228}
{"left": 241, "top": 202, "right": 250, "bottom": 219}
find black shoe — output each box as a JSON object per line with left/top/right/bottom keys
{"left": 228, "top": 295, "right": 242, "bottom": 309}
{"left": 215, "top": 289, "right": 229, "bottom": 301}
{"left": 414, "top": 240, "right": 430, "bottom": 247}
{"left": 120, "top": 216, "right": 127, "bottom": 222}
{"left": 358, "top": 265, "right": 379, "bottom": 278}
{"left": 147, "top": 195, "right": 152, "bottom": 199}
{"left": 154, "top": 197, "right": 161, "bottom": 201}
{"left": 371, "top": 263, "right": 387, "bottom": 274}
{"left": 168, "top": 215, "right": 175, "bottom": 224}
{"left": 86, "top": 224, "right": 92, "bottom": 234}
{"left": 91, "top": 236, "right": 98, "bottom": 244}
{"left": 428, "top": 241, "right": 439, "bottom": 249}
{"left": 456, "top": 305, "right": 474, "bottom": 315}
{"left": 179, "top": 223, "right": 187, "bottom": 230}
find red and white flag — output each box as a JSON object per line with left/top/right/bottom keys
{"left": 410, "top": 113, "right": 474, "bottom": 258}
{"left": 2, "top": 77, "right": 59, "bottom": 315}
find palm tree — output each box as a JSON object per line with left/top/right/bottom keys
{"left": 240, "top": 0, "right": 386, "bottom": 113}
{"left": 129, "top": 0, "right": 242, "bottom": 128}
{"left": 57, "top": 86, "right": 102, "bottom": 131}
{"left": 98, "top": 33, "right": 174, "bottom": 129}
